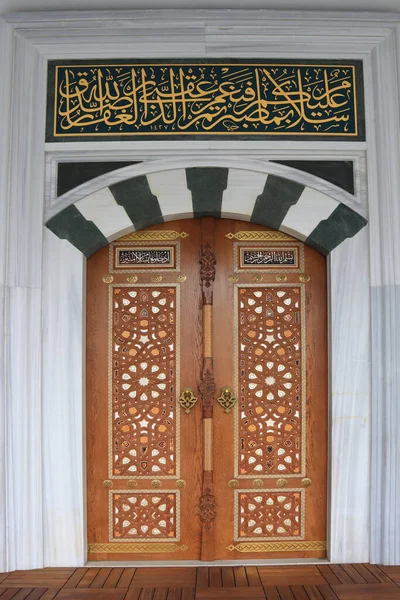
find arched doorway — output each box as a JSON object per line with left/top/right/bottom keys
{"left": 86, "top": 218, "right": 327, "bottom": 561}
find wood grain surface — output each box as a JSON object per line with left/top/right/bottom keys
{"left": 212, "top": 220, "right": 328, "bottom": 559}
{"left": 86, "top": 220, "right": 203, "bottom": 561}
{"left": 86, "top": 219, "right": 327, "bottom": 562}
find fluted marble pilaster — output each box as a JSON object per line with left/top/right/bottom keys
{"left": 329, "top": 228, "right": 371, "bottom": 562}
{"left": 42, "top": 230, "right": 85, "bottom": 566}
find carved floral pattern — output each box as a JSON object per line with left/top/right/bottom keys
{"left": 199, "top": 488, "right": 216, "bottom": 530}
{"left": 113, "top": 492, "right": 177, "bottom": 540}
{"left": 198, "top": 369, "right": 216, "bottom": 411}
{"left": 238, "top": 491, "right": 301, "bottom": 539}
{"left": 112, "top": 287, "right": 177, "bottom": 477}
{"left": 238, "top": 287, "right": 302, "bottom": 475}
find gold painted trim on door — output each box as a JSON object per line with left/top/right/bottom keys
{"left": 88, "top": 543, "right": 188, "bottom": 553}
{"left": 227, "top": 541, "right": 326, "bottom": 552}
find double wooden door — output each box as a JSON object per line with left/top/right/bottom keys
{"left": 87, "top": 218, "right": 327, "bottom": 561}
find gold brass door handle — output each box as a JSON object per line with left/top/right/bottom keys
{"left": 217, "top": 387, "right": 237, "bottom": 413}
{"left": 178, "top": 388, "right": 198, "bottom": 414}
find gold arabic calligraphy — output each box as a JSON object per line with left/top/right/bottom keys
{"left": 53, "top": 63, "right": 358, "bottom": 136}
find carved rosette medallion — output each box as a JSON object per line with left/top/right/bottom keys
{"left": 199, "top": 488, "right": 217, "bottom": 530}
{"left": 200, "top": 243, "right": 216, "bottom": 303}
{"left": 198, "top": 369, "right": 217, "bottom": 411}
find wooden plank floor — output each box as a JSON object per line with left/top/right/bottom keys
{"left": 1, "top": 565, "right": 400, "bottom": 599}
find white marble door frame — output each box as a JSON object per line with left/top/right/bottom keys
{"left": 0, "top": 10, "right": 399, "bottom": 569}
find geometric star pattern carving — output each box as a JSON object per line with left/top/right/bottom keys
{"left": 112, "top": 287, "right": 177, "bottom": 477}
{"left": 238, "top": 491, "right": 301, "bottom": 539}
{"left": 112, "top": 492, "right": 177, "bottom": 540}
{"left": 238, "top": 287, "right": 302, "bottom": 476}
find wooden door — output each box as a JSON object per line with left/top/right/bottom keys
{"left": 86, "top": 220, "right": 203, "bottom": 561}
{"left": 212, "top": 220, "right": 327, "bottom": 559}
{"left": 86, "top": 218, "right": 327, "bottom": 561}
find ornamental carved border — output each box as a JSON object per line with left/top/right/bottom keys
{"left": 199, "top": 488, "right": 217, "bottom": 530}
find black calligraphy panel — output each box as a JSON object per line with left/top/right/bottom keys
{"left": 46, "top": 59, "right": 364, "bottom": 141}
{"left": 115, "top": 247, "right": 175, "bottom": 269}
{"left": 238, "top": 247, "right": 300, "bottom": 270}
{"left": 242, "top": 249, "right": 297, "bottom": 268}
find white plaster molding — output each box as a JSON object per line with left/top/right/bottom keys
{"left": 329, "top": 228, "right": 371, "bottom": 563}
{"left": 45, "top": 157, "right": 366, "bottom": 221}
{"left": 364, "top": 30, "right": 400, "bottom": 564}
{"left": 0, "top": 17, "right": 14, "bottom": 573}
{"left": 1, "top": 7, "right": 399, "bottom": 566}
{"left": 42, "top": 230, "right": 85, "bottom": 567}
{"left": 0, "top": 21, "right": 48, "bottom": 571}
{"left": 45, "top": 148, "right": 367, "bottom": 217}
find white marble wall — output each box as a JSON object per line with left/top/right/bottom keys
{"left": 0, "top": 19, "right": 47, "bottom": 571}
{"left": 42, "top": 230, "right": 85, "bottom": 566}
{"left": 329, "top": 228, "right": 371, "bottom": 563}
{"left": 2, "top": 8, "right": 400, "bottom": 569}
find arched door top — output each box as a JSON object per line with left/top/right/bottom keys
{"left": 46, "top": 164, "right": 367, "bottom": 256}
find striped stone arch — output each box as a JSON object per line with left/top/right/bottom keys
{"left": 46, "top": 162, "right": 367, "bottom": 256}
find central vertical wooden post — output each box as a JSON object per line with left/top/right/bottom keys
{"left": 199, "top": 218, "right": 216, "bottom": 561}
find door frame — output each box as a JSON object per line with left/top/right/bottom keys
{"left": 44, "top": 153, "right": 370, "bottom": 564}
{"left": 6, "top": 8, "right": 397, "bottom": 568}
{"left": 77, "top": 207, "right": 368, "bottom": 566}
{"left": 80, "top": 211, "right": 364, "bottom": 566}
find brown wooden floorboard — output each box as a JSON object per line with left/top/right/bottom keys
{"left": 11, "top": 590, "right": 35, "bottom": 600}
{"left": 103, "top": 568, "right": 124, "bottom": 589}
{"left": 220, "top": 568, "right": 234, "bottom": 588}
{"left": 2, "top": 565, "right": 400, "bottom": 599}
{"left": 90, "top": 568, "right": 112, "bottom": 589}
{"left": 332, "top": 583, "right": 400, "bottom": 598}
{"left": 196, "top": 589, "right": 265, "bottom": 599}
{"left": 351, "top": 563, "right": 380, "bottom": 584}
{"left": 290, "top": 585, "right": 309, "bottom": 600}
{"left": 1, "top": 571, "right": 74, "bottom": 589}
{"left": 245, "top": 567, "right": 262, "bottom": 587}
{"left": 116, "top": 569, "right": 136, "bottom": 589}
{"left": 364, "top": 564, "right": 395, "bottom": 584}
{"left": 258, "top": 566, "right": 326, "bottom": 586}
{"left": 153, "top": 589, "right": 169, "bottom": 600}
{"left": 232, "top": 567, "right": 247, "bottom": 587}
{"left": 303, "top": 585, "right": 325, "bottom": 599}
{"left": 63, "top": 570, "right": 88, "bottom": 590}
{"left": 277, "top": 587, "right": 295, "bottom": 600}
{"left": 379, "top": 566, "right": 400, "bottom": 585}
{"left": 76, "top": 571, "right": 99, "bottom": 589}
{"left": 0, "top": 591, "right": 24, "bottom": 600}
{"left": 56, "top": 591, "right": 126, "bottom": 600}
{"left": 208, "top": 569, "right": 221, "bottom": 588}
{"left": 263, "top": 587, "right": 280, "bottom": 600}
{"left": 38, "top": 590, "right": 60, "bottom": 600}
{"left": 138, "top": 590, "right": 155, "bottom": 600}
{"left": 316, "top": 584, "right": 340, "bottom": 600}
{"left": 317, "top": 566, "right": 342, "bottom": 586}
{"left": 23, "top": 590, "right": 48, "bottom": 600}
{"left": 180, "top": 590, "right": 195, "bottom": 600}
{"left": 328, "top": 566, "right": 354, "bottom": 585}
{"left": 123, "top": 588, "right": 141, "bottom": 600}
{"left": 195, "top": 569, "right": 208, "bottom": 589}
{"left": 132, "top": 569, "right": 196, "bottom": 589}
{"left": 340, "top": 564, "right": 366, "bottom": 584}
{"left": 166, "top": 589, "right": 181, "bottom": 600}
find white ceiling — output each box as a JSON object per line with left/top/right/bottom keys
{"left": 2, "top": 0, "right": 400, "bottom": 14}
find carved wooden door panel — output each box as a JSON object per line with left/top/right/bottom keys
{"left": 86, "top": 218, "right": 327, "bottom": 561}
{"left": 212, "top": 220, "right": 327, "bottom": 559}
{"left": 86, "top": 220, "right": 203, "bottom": 561}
